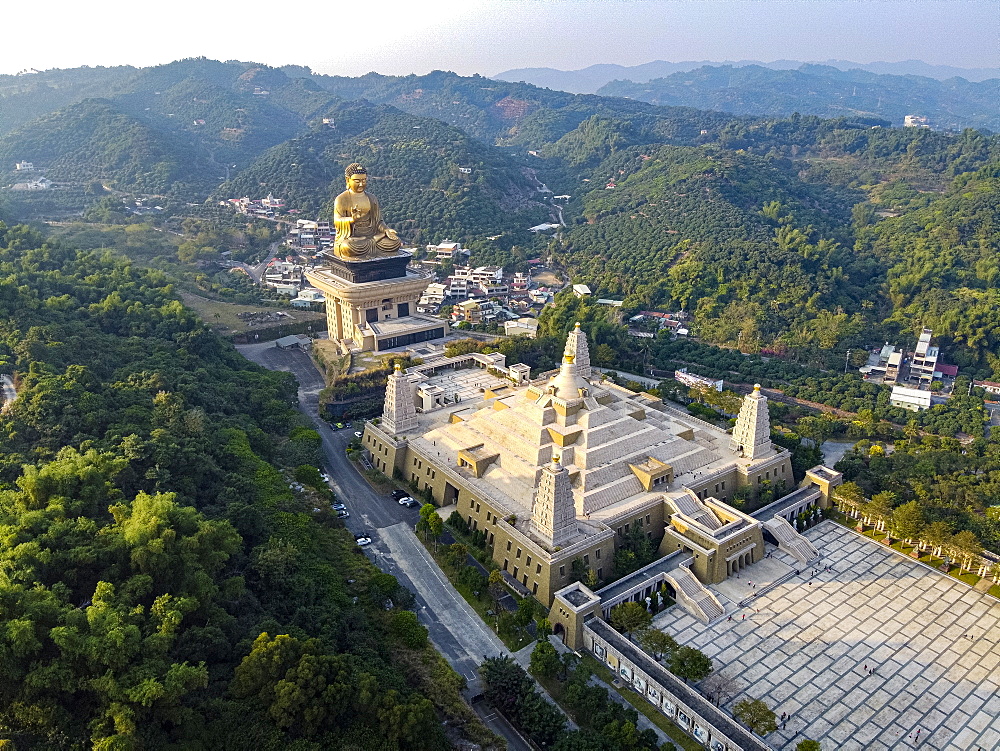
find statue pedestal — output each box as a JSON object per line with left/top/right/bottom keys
{"left": 322, "top": 253, "right": 411, "bottom": 284}
{"left": 306, "top": 252, "right": 448, "bottom": 353}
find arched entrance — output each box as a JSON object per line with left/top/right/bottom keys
{"left": 553, "top": 623, "right": 565, "bottom": 642}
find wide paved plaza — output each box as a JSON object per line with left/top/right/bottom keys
{"left": 652, "top": 521, "right": 1000, "bottom": 751}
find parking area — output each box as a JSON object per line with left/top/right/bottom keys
{"left": 653, "top": 522, "right": 1000, "bottom": 751}
{"left": 238, "top": 340, "right": 326, "bottom": 395}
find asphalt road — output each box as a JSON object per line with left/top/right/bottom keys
{"left": 471, "top": 700, "right": 533, "bottom": 751}
{"left": 237, "top": 340, "right": 418, "bottom": 533}
{"left": 236, "top": 339, "right": 512, "bottom": 699}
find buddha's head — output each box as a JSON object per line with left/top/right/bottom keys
{"left": 345, "top": 163, "right": 368, "bottom": 193}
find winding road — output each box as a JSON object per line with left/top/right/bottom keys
{"left": 236, "top": 339, "right": 510, "bottom": 698}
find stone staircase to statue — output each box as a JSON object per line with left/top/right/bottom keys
{"left": 664, "top": 565, "right": 725, "bottom": 624}
{"left": 762, "top": 516, "right": 820, "bottom": 564}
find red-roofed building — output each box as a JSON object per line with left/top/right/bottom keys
{"left": 935, "top": 363, "right": 958, "bottom": 379}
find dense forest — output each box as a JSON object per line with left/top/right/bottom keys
{"left": 0, "top": 98, "right": 216, "bottom": 195}
{"left": 0, "top": 222, "right": 488, "bottom": 749}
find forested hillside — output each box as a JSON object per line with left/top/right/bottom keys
{"left": 0, "top": 65, "right": 139, "bottom": 136}
{"left": 541, "top": 114, "right": 1000, "bottom": 376}
{"left": 549, "top": 144, "right": 871, "bottom": 349}
{"left": 217, "top": 99, "right": 548, "bottom": 243}
{"left": 4, "top": 59, "right": 1000, "bottom": 377}
{"left": 598, "top": 64, "right": 1000, "bottom": 131}
{"left": 0, "top": 98, "right": 217, "bottom": 195}
{"left": 860, "top": 162, "right": 1000, "bottom": 373}
{"left": 305, "top": 69, "right": 737, "bottom": 146}
{"left": 0, "top": 222, "right": 486, "bottom": 749}
{"left": 0, "top": 61, "right": 552, "bottom": 243}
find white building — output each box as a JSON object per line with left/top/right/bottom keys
{"left": 11, "top": 177, "right": 51, "bottom": 191}
{"left": 890, "top": 385, "right": 932, "bottom": 411}
{"left": 909, "top": 328, "right": 939, "bottom": 385}
{"left": 675, "top": 368, "right": 723, "bottom": 392}
{"left": 14, "top": 161, "right": 34, "bottom": 171}
{"left": 504, "top": 317, "right": 539, "bottom": 338}
{"left": 419, "top": 282, "right": 449, "bottom": 306}
{"left": 454, "top": 265, "right": 503, "bottom": 285}
{"left": 529, "top": 288, "right": 553, "bottom": 305}
{"left": 975, "top": 381, "right": 1000, "bottom": 397}
{"left": 426, "top": 241, "right": 469, "bottom": 261}
{"left": 447, "top": 277, "right": 470, "bottom": 300}
{"left": 291, "top": 288, "right": 325, "bottom": 308}
{"left": 572, "top": 284, "right": 592, "bottom": 298}
{"left": 479, "top": 281, "right": 510, "bottom": 297}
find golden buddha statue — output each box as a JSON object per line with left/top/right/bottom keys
{"left": 332, "top": 163, "right": 401, "bottom": 259}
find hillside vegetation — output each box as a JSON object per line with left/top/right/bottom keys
{"left": 3, "top": 59, "right": 1000, "bottom": 377}
{"left": 0, "top": 221, "right": 488, "bottom": 749}
{"left": 218, "top": 99, "right": 548, "bottom": 243}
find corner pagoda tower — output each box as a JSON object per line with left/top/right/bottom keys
{"left": 306, "top": 163, "right": 448, "bottom": 352}
{"left": 730, "top": 384, "right": 775, "bottom": 460}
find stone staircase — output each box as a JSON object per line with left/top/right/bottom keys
{"left": 665, "top": 566, "right": 725, "bottom": 624}
{"left": 669, "top": 489, "right": 722, "bottom": 530}
{"left": 763, "top": 516, "right": 820, "bottom": 564}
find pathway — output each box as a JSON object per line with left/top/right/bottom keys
{"left": 380, "top": 522, "right": 509, "bottom": 693}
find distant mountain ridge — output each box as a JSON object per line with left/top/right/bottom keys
{"left": 597, "top": 64, "right": 1000, "bottom": 132}
{"left": 494, "top": 59, "right": 1000, "bottom": 94}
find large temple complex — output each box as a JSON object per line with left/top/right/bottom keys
{"left": 328, "top": 157, "right": 996, "bottom": 751}
{"left": 364, "top": 324, "right": 841, "bottom": 623}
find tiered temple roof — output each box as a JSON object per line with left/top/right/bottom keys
{"left": 399, "top": 327, "right": 768, "bottom": 550}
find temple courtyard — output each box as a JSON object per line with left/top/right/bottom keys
{"left": 652, "top": 521, "right": 1000, "bottom": 751}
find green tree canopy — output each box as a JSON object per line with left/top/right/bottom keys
{"left": 609, "top": 602, "right": 653, "bottom": 641}
{"left": 734, "top": 697, "right": 778, "bottom": 736}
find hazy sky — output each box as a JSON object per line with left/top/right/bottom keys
{"left": 3, "top": 0, "right": 997, "bottom": 77}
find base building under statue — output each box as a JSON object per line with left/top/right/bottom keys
{"left": 306, "top": 251, "right": 449, "bottom": 352}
